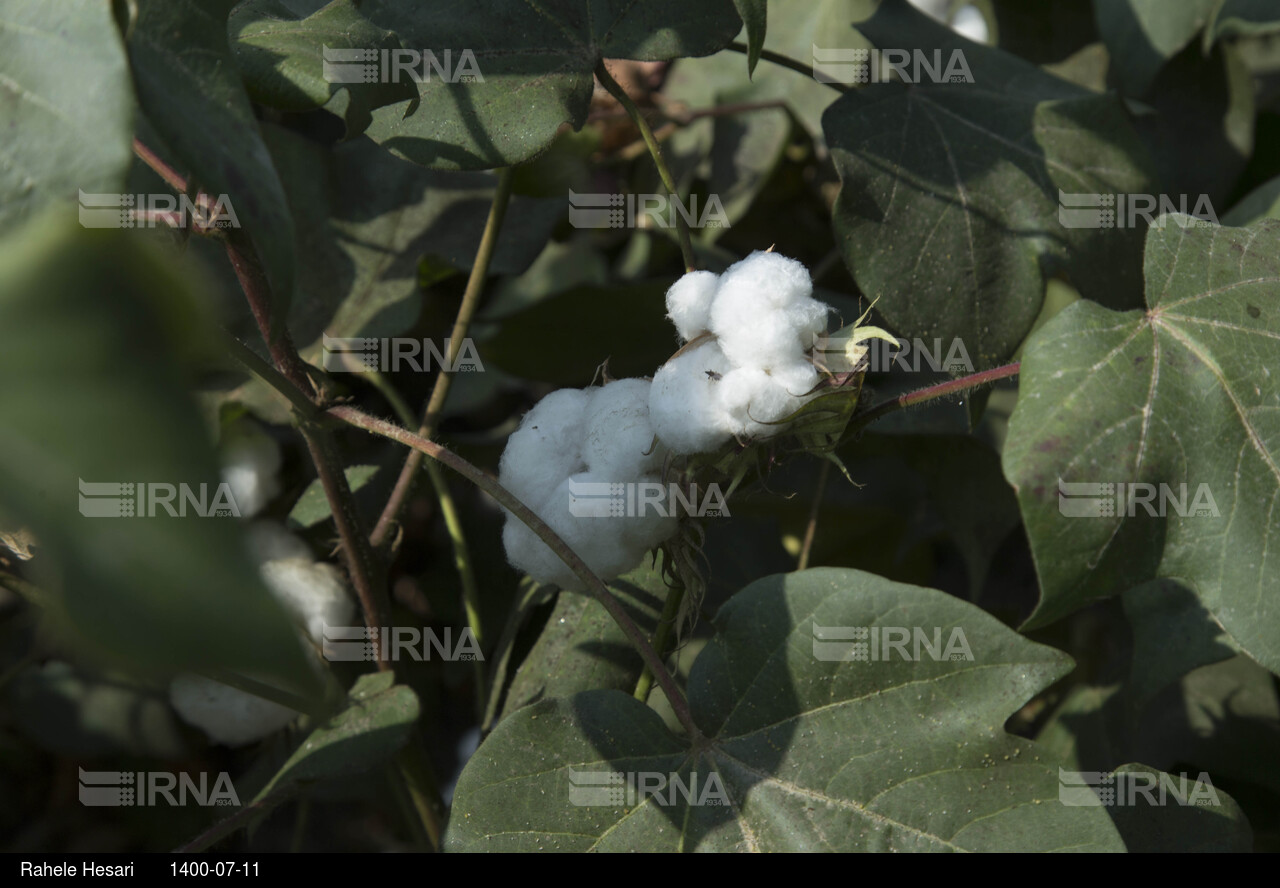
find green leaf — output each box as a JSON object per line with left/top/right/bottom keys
{"left": 448, "top": 568, "right": 1126, "bottom": 851}
{"left": 825, "top": 0, "right": 1154, "bottom": 375}
{"left": 482, "top": 280, "right": 680, "bottom": 385}
{"left": 261, "top": 125, "right": 561, "bottom": 346}
{"left": 1105, "top": 763, "right": 1252, "bottom": 852}
{"left": 1002, "top": 218, "right": 1280, "bottom": 674}
{"left": 1122, "top": 579, "right": 1237, "bottom": 704}
{"left": 253, "top": 672, "right": 419, "bottom": 802}
{"left": 1093, "top": 0, "right": 1217, "bottom": 96}
{"left": 498, "top": 564, "right": 665, "bottom": 721}
{"left": 229, "top": 0, "right": 416, "bottom": 136}
{"left": 352, "top": 0, "right": 744, "bottom": 169}
{"left": 127, "top": 0, "right": 296, "bottom": 323}
{"left": 733, "top": 0, "right": 767, "bottom": 76}
{"left": 1223, "top": 173, "right": 1280, "bottom": 226}
{"left": 0, "top": 214, "right": 314, "bottom": 688}
{"left": 288, "top": 465, "right": 379, "bottom": 528}
{"left": 1208, "top": 0, "right": 1280, "bottom": 43}
{"left": 0, "top": 0, "right": 134, "bottom": 234}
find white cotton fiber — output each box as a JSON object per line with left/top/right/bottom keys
{"left": 665, "top": 270, "right": 720, "bottom": 342}
{"left": 261, "top": 558, "right": 356, "bottom": 645}
{"left": 648, "top": 340, "right": 735, "bottom": 454}
{"left": 498, "top": 388, "right": 590, "bottom": 509}
{"left": 168, "top": 673, "right": 296, "bottom": 747}
{"left": 709, "top": 252, "right": 829, "bottom": 369}
{"left": 583, "top": 378, "right": 663, "bottom": 479}
{"left": 245, "top": 520, "right": 313, "bottom": 563}
{"left": 220, "top": 428, "right": 281, "bottom": 517}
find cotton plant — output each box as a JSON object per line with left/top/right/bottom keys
{"left": 497, "top": 250, "right": 889, "bottom": 593}
{"left": 168, "top": 522, "right": 355, "bottom": 747}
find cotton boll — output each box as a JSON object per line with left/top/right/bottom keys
{"left": 951, "top": 5, "right": 989, "bottom": 43}
{"left": 169, "top": 673, "right": 296, "bottom": 747}
{"left": 498, "top": 388, "right": 591, "bottom": 509}
{"left": 665, "top": 270, "right": 720, "bottom": 341}
{"left": 261, "top": 558, "right": 356, "bottom": 645}
{"left": 649, "top": 340, "right": 735, "bottom": 454}
{"left": 502, "top": 516, "right": 579, "bottom": 590}
{"left": 717, "top": 251, "right": 813, "bottom": 308}
{"left": 583, "top": 379, "right": 663, "bottom": 479}
{"left": 618, "top": 473, "right": 679, "bottom": 551}
{"left": 711, "top": 287, "right": 813, "bottom": 369}
{"left": 244, "top": 521, "right": 313, "bottom": 564}
{"left": 720, "top": 363, "right": 822, "bottom": 438}
{"left": 220, "top": 429, "right": 281, "bottom": 517}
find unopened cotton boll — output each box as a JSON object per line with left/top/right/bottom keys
{"left": 583, "top": 378, "right": 663, "bottom": 478}
{"left": 648, "top": 339, "right": 735, "bottom": 454}
{"left": 498, "top": 388, "right": 590, "bottom": 509}
{"left": 169, "top": 673, "right": 296, "bottom": 747}
{"left": 665, "top": 270, "right": 720, "bottom": 342}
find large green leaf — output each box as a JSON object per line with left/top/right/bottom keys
{"left": 253, "top": 672, "right": 419, "bottom": 802}
{"left": 262, "top": 126, "right": 562, "bottom": 346}
{"left": 1002, "top": 218, "right": 1280, "bottom": 674}
{"left": 352, "top": 0, "right": 744, "bottom": 169}
{"left": 1093, "top": 0, "right": 1217, "bottom": 96}
{"left": 825, "top": 0, "right": 1154, "bottom": 374}
{"left": 664, "top": 1, "right": 875, "bottom": 235}
{"left": 127, "top": 0, "right": 296, "bottom": 323}
{"left": 0, "top": 214, "right": 314, "bottom": 688}
{"left": 498, "top": 564, "right": 665, "bottom": 721}
{"left": 0, "top": 0, "right": 134, "bottom": 234}
{"left": 230, "top": 0, "right": 416, "bottom": 135}
{"left": 448, "top": 568, "right": 1126, "bottom": 851}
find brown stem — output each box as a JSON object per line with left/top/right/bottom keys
{"left": 852, "top": 362, "right": 1022, "bottom": 431}
{"left": 328, "top": 405, "right": 703, "bottom": 740}
{"left": 225, "top": 238, "right": 391, "bottom": 670}
{"left": 133, "top": 137, "right": 189, "bottom": 193}
{"left": 370, "top": 168, "right": 514, "bottom": 550}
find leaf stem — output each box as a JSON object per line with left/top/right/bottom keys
{"left": 370, "top": 167, "right": 514, "bottom": 550}
{"left": 633, "top": 570, "right": 684, "bottom": 703}
{"left": 594, "top": 61, "right": 697, "bottom": 272}
{"left": 327, "top": 405, "right": 703, "bottom": 740}
{"left": 725, "top": 42, "right": 849, "bottom": 93}
{"left": 852, "top": 362, "right": 1022, "bottom": 431}
{"left": 797, "top": 460, "right": 830, "bottom": 571}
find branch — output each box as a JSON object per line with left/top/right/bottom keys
{"left": 328, "top": 405, "right": 703, "bottom": 740}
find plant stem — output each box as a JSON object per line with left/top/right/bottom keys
{"left": 225, "top": 238, "right": 391, "bottom": 670}
{"left": 851, "top": 362, "right": 1022, "bottom": 432}
{"left": 328, "top": 405, "right": 703, "bottom": 741}
{"left": 594, "top": 61, "right": 697, "bottom": 273}
{"left": 395, "top": 736, "right": 445, "bottom": 851}
{"left": 633, "top": 571, "right": 684, "bottom": 703}
{"left": 371, "top": 167, "right": 514, "bottom": 550}
{"left": 797, "top": 460, "right": 830, "bottom": 571}
{"left": 725, "top": 42, "right": 850, "bottom": 93}
{"left": 133, "top": 137, "right": 188, "bottom": 193}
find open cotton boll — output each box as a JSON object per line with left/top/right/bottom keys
{"left": 583, "top": 379, "right": 663, "bottom": 479}
{"left": 502, "top": 516, "right": 579, "bottom": 590}
{"left": 665, "top": 270, "right": 720, "bottom": 342}
{"left": 220, "top": 429, "right": 281, "bottom": 517}
{"left": 709, "top": 255, "right": 830, "bottom": 369}
{"left": 649, "top": 339, "right": 735, "bottom": 454}
{"left": 169, "top": 673, "right": 296, "bottom": 747}
{"left": 498, "top": 388, "right": 590, "bottom": 509}
{"left": 720, "top": 361, "right": 822, "bottom": 438}
{"left": 261, "top": 558, "right": 356, "bottom": 644}
{"left": 245, "top": 520, "right": 313, "bottom": 564}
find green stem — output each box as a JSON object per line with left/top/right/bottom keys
{"left": 594, "top": 61, "right": 697, "bottom": 273}
{"left": 851, "top": 362, "right": 1022, "bottom": 432}
{"left": 371, "top": 167, "right": 515, "bottom": 550}
{"left": 327, "top": 405, "right": 702, "bottom": 741}
{"left": 395, "top": 735, "right": 445, "bottom": 851}
{"left": 725, "top": 42, "right": 849, "bottom": 93}
{"left": 797, "top": 460, "right": 830, "bottom": 571}
{"left": 633, "top": 571, "right": 685, "bottom": 703}
{"left": 481, "top": 578, "right": 551, "bottom": 732}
